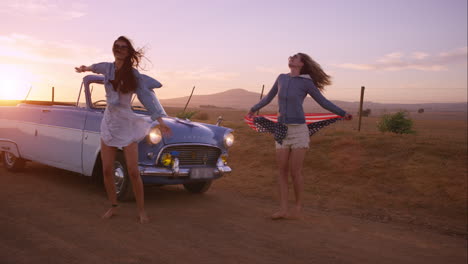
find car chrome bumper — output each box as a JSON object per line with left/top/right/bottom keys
{"left": 139, "top": 165, "right": 232, "bottom": 177}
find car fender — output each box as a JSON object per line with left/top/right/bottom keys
{"left": 0, "top": 139, "right": 21, "bottom": 158}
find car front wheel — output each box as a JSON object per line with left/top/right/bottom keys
{"left": 2, "top": 151, "right": 25, "bottom": 171}
{"left": 183, "top": 180, "right": 212, "bottom": 193}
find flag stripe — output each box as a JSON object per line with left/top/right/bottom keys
{"left": 244, "top": 113, "right": 342, "bottom": 131}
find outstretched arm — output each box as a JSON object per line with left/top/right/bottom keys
{"left": 75, "top": 65, "right": 92, "bottom": 73}
{"left": 249, "top": 75, "right": 280, "bottom": 115}
{"left": 75, "top": 63, "right": 109, "bottom": 75}
{"left": 306, "top": 81, "right": 347, "bottom": 117}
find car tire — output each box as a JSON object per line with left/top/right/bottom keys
{"left": 183, "top": 180, "right": 212, "bottom": 193}
{"left": 2, "top": 151, "right": 25, "bottom": 171}
{"left": 114, "top": 152, "right": 135, "bottom": 201}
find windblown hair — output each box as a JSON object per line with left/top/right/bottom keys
{"left": 112, "top": 36, "right": 144, "bottom": 93}
{"left": 298, "top": 53, "right": 332, "bottom": 92}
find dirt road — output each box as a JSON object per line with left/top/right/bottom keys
{"left": 0, "top": 163, "right": 465, "bottom": 264}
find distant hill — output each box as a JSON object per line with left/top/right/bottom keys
{"left": 2, "top": 90, "right": 465, "bottom": 113}
{"left": 160, "top": 89, "right": 467, "bottom": 113}
{"left": 160, "top": 89, "right": 260, "bottom": 109}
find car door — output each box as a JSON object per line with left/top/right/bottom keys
{"left": 81, "top": 109, "right": 103, "bottom": 177}
{"left": 37, "top": 105, "right": 86, "bottom": 174}
{"left": 3, "top": 104, "right": 42, "bottom": 161}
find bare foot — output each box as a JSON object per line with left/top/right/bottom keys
{"left": 271, "top": 210, "right": 288, "bottom": 220}
{"left": 139, "top": 211, "right": 150, "bottom": 224}
{"left": 101, "top": 207, "right": 118, "bottom": 219}
{"left": 288, "top": 206, "right": 303, "bottom": 220}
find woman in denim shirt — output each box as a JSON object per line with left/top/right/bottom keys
{"left": 249, "top": 53, "right": 352, "bottom": 220}
{"left": 75, "top": 36, "right": 171, "bottom": 223}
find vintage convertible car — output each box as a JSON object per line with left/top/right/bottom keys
{"left": 0, "top": 75, "right": 234, "bottom": 200}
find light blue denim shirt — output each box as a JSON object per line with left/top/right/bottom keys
{"left": 90, "top": 62, "right": 167, "bottom": 121}
{"left": 251, "top": 74, "right": 347, "bottom": 124}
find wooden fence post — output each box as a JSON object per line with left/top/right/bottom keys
{"left": 256, "top": 84, "right": 264, "bottom": 115}
{"left": 358, "top": 86, "right": 365, "bottom": 132}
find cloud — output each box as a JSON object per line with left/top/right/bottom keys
{"left": 335, "top": 64, "right": 374, "bottom": 71}
{"left": 0, "top": 33, "right": 108, "bottom": 65}
{"left": 0, "top": 0, "right": 86, "bottom": 20}
{"left": 159, "top": 68, "right": 239, "bottom": 81}
{"left": 335, "top": 47, "right": 467, "bottom": 72}
{"left": 377, "top": 52, "right": 404, "bottom": 63}
{"left": 411, "top": 52, "right": 429, "bottom": 60}
{"left": 0, "top": 33, "right": 238, "bottom": 85}
{"left": 437, "top": 46, "right": 468, "bottom": 63}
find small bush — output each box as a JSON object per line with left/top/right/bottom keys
{"left": 176, "top": 111, "right": 197, "bottom": 119}
{"left": 378, "top": 111, "right": 414, "bottom": 134}
{"left": 200, "top": 105, "right": 218, "bottom": 109}
{"left": 418, "top": 108, "right": 424, "bottom": 113}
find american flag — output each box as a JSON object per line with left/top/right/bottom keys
{"left": 244, "top": 113, "right": 343, "bottom": 131}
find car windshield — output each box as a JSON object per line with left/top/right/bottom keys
{"left": 89, "top": 82, "right": 148, "bottom": 112}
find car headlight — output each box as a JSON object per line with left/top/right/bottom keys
{"left": 224, "top": 132, "right": 234, "bottom": 148}
{"left": 148, "top": 127, "right": 162, "bottom": 144}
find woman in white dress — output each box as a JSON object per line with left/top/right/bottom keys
{"left": 75, "top": 36, "right": 171, "bottom": 223}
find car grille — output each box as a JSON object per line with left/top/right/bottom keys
{"left": 158, "top": 145, "right": 221, "bottom": 167}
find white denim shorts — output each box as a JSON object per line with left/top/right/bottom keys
{"left": 275, "top": 123, "right": 310, "bottom": 149}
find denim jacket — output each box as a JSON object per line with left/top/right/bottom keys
{"left": 90, "top": 62, "right": 167, "bottom": 121}
{"left": 251, "top": 74, "right": 346, "bottom": 124}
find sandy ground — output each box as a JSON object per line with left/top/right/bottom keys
{"left": 0, "top": 163, "right": 466, "bottom": 264}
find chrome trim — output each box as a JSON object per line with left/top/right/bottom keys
{"left": 114, "top": 162, "right": 126, "bottom": 195}
{"left": 172, "top": 157, "right": 180, "bottom": 177}
{"left": 216, "top": 156, "right": 226, "bottom": 168}
{"left": 4, "top": 152, "right": 17, "bottom": 167}
{"left": 0, "top": 119, "right": 102, "bottom": 135}
{"left": 155, "top": 143, "right": 222, "bottom": 166}
{"left": 84, "top": 131, "right": 100, "bottom": 135}
{"left": 34, "top": 123, "right": 83, "bottom": 131}
{"left": 139, "top": 165, "right": 232, "bottom": 177}
{"left": 0, "top": 119, "right": 87, "bottom": 133}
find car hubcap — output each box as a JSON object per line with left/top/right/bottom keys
{"left": 113, "top": 162, "right": 125, "bottom": 195}
{"left": 4, "top": 152, "right": 16, "bottom": 167}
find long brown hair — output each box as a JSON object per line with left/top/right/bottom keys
{"left": 113, "top": 36, "right": 143, "bottom": 93}
{"left": 298, "top": 53, "right": 331, "bottom": 92}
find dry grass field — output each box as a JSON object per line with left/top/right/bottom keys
{"left": 1, "top": 100, "right": 465, "bottom": 235}
{"left": 1, "top": 103, "right": 466, "bottom": 263}
{"left": 173, "top": 107, "right": 467, "bottom": 236}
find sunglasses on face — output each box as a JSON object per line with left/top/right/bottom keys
{"left": 289, "top": 54, "right": 299, "bottom": 60}
{"left": 113, "top": 44, "right": 129, "bottom": 50}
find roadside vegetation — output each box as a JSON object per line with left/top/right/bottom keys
{"left": 165, "top": 107, "right": 467, "bottom": 236}
{"left": 378, "top": 111, "right": 415, "bottom": 134}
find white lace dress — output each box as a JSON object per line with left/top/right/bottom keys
{"left": 90, "top": 62, "right": 166, "bottom": 148}
{"left": 100, "top": 91, "right": 151, "bottom": 148}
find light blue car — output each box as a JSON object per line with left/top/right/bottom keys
{"left": 0, "top": 75, "right": 234, "bottom": 200}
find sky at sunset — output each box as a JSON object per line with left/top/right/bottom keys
{"left": 0, "top": 0, "right": 466, "bottom": 103}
